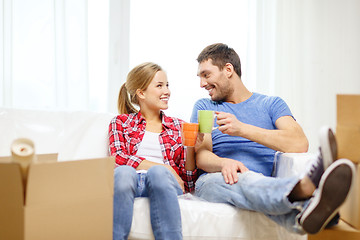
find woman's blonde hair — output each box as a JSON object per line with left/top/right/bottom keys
{"left": 117, "top": 62, "right": 163, "bottom": 114}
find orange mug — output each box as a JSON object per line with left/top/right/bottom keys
{"left": 181, "top": 122, "right": 199, "bottom": 147}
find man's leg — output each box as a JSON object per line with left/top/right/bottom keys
{"left": 195, "top": 171, "right": 302, "bottom": 215}
{"left": 195, "top": 127, "right": 352, "bottom": 234}
{"left": 268, "top": 159, "right": 355, "bottom": 234}
{"left": 298, "top": 159, "right": 355, "bottom": 234}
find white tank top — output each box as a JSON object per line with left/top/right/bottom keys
{"left": 136, "top": 131, "right": 166, "bottom": 173}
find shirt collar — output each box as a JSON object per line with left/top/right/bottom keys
{"left": 160, "top": 111, "right": 173, "bottom": 130}
{"left": 135, "top": 111, "right": 172, "bottom": 129}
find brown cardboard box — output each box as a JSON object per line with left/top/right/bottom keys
{"left": 337, "top": 94, "right": 360, "bottom": 163}
{"left": 308, "top": 220, "right": 360, "bottom": 240}
{"left": 340, "top": 163, "right": 360, "bottom": 229}
{"left": 0, "top": 154, "right": 114, "bottom": 240}
{"left": 337, "top": 125, "right": 360, "bottom": 163}
{"left": 337, "top": 94, "right": 360, "bottom": 230}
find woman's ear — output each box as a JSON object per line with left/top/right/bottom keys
{"left": 136, "top": 89, "right": 145, "bottom": 100}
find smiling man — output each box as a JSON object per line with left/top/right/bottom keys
{"left": 190, "top": 43, "right": 355, "bottom": 235}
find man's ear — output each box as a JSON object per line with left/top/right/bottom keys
{"left": 224, "top": 63, "right": 234, "bottom": 78}
{"left": 136, "top": 89, "right": 145, "bottom": 100}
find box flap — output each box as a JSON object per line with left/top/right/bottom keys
{"left": 0, "top": 162, "right": 25, "bottom": 240}
{"left": 35, "top": 153, "right": 58, "bottom": 163}
{"left": 0, "top": 153, "right": 58, "bottom": 163}
{"left": 337, "top": 94, "right": 360, "bottom": 126}
{"left": 26, "top": 157, "right": 114, "bottom": 206}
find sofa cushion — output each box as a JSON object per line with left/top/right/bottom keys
{"left": 0, "top": 108, "right": 115, "bottom": 161}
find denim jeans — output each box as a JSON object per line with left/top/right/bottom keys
{"left": 194, "top": 171, "right": 307, "bottom": 234}
{"left": 113, "top": 165, "right": 183, "bottom": 240}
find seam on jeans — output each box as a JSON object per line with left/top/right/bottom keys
{"left": 145, "top": 170, "right": 162, "bottom": 237}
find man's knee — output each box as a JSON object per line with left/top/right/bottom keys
{"left": 195, "top": 173, "right": 226, "bottom": 195}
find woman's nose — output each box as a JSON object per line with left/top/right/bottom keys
{"left": 164, "top": 86, "right": 170, "bottom": 95}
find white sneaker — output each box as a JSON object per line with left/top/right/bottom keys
{"left": 299, "top": 159, "right": 355, "bottom": 234}
{"left": 307, "top": 126, "right": 337, "bottom": 187}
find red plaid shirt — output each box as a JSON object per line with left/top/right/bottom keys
{"left": 108, "top": 111, "right": 198, "bottom": 192}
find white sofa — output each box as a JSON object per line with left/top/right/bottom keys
{"left": 0, "top": 108, "right": 314, "bottom": 240}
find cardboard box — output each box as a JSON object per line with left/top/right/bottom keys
{"left": 308, "top": 220, "right": 360, "bottom": 240}
{"left": 0, "top": 154, "right": 114, "bottom": 240}
{"left": 337, "top": 94, "right": 360, "bottom": 163}
{"left": 337, "top": 125, "right": 360, "bottom": 163}
{"left": 340, "top": 163, "right": 360, "bottom": 229}
{"left": 337, "top": 95, "right": 360, "bottom": 231}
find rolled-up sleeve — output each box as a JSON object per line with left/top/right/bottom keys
{"left": 108, "top": 116, "right": 145, "bottom": 168}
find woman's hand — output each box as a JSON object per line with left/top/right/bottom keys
{"left": 165, "top": 165, "right": 185, "bottom": 193}
{"left": 194, "top": 132, "right": 204, "bottom": 152}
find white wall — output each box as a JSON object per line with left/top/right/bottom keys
{"left": 2, "top": 0, "right": 359, "bottom": 152}
{"left": 253, "top": 0, "right": 360, "bottom": 152}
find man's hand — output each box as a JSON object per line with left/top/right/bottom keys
{"left": 216, "top": 111, "right": 243, "bottom": 136}
{"left": 221, "top": 158, "right": 249, "bottom": 185}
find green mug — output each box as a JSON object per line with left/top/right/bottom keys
{"left": 198, "top": 110, "right": 218, "bottom": 133}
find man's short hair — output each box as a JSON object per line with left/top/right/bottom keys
{"left": 197, "top": 43, "right": 242, "bottom": 78}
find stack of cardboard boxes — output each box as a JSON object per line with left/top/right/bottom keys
{"left": 309, "top": 94, "right": 360, "bottom": 240}
{"left": 0, "top": 154, "right": 114, "bottom": 240}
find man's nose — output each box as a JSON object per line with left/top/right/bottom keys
{"left": 200, "top": 78, "right": 207, "bottom": 88}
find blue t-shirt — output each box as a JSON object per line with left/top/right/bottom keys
{"left": 190, "top": 92, "right": 294, "bottom": 176}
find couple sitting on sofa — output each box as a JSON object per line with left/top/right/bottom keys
{"left": 108, "top": 43, "right": 355, "bottom": 240}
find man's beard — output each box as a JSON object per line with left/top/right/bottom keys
{"left": 211, "top": 85, "right": 234, "bottom": 102}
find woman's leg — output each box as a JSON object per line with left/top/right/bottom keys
{"left": 113, "top": 166, "right": 137, "bottom": 240}
{"left": 145, "top": 165, "right": 183, "bottom": 240}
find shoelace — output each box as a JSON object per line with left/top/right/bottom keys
{"left": 307, "top": 148, "right": 325, "bottom": 187}
{"left": 309, "top": 152, "right": 323, "bottom": 175}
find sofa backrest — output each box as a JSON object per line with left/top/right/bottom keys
{"left": 0, "top": 108, "right": 116, "bottom": 161}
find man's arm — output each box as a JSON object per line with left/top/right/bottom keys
{"left": 196, "top": 133, "right": 249, "bottom": 185}
{"left": 216, "top": 112, "right": 309, "bottom": 153}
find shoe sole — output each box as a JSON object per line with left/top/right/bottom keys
{"left": 300, "top": 159, "right": 355, "bottom": 234}
{"left": 319, "top": 126, "right": 337, "bottom": 169}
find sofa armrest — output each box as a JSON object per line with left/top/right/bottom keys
{"left": 272, "top": 151, "right": 318, "bottom": 178}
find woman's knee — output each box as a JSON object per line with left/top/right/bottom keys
{"left": 146, "top": 165, "right": 169, "bottom": 181}
{"left": 146, "top": 165, "right": 175, "bottom": 190}
{"left": 114, "top": 165, "right": 137, "bottom": 193}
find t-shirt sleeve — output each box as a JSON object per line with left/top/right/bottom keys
{"left": 190, "top": 98, "right": 209, "bottom": 123}
{"left": 268, "top": 96, "right": 294, "bottom": 125}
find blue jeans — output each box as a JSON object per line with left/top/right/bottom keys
{"left": 194, "top": 171, "right": 306, "bottom": 234}
{"left": 113, "top": 165, "right": 183, "bottom": 240}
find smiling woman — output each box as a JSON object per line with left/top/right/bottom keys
{"left": 109, "top": 62, "right": 201, "bottom": 239}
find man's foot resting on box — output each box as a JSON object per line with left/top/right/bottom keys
{"left": 288, "top": 126, "right": 338, "bottom": 202}
{"left": 296, "top": 159, "right": 354, "bottom": 234}
{"left": 287, "top": 127, "right": 354, "bottom": 234}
